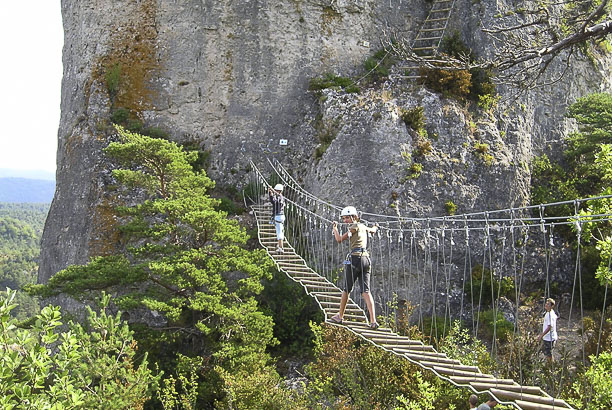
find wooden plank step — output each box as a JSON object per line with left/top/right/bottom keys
{"left": 402, "top": 350, "right": 449, "bottom": 360}
{"left": 273, "top": 257, "right": 303, "bottom": 262}
{"left": 421, "top": 26, "right": 445, "bottom": 31}
{"left": 514, "top": 399, "right": 573, "bottom": 410}
{"left": 345, "top": 322, "right": 393, "bottom": 333}
{"left": 351, "top": 329, "right": 420, "bottom": 340}
{"left": 415, "top": 36, "right": 442, "bottom": 41}
{"left": 311, "top": 292, "right": 343, "bottom": 299}
{"left": 413, "top": 46, "right": 436, "bottom": 51}
{"left": 450, "top": 376, "right": 513, "bottom": 385}
{"left": 470, "top": 383, "right": 543, "bottom": 396}
{"left": 277, "top": 262, "right": 309, "bottom": 268}
{"left": 404, "top": 354, "right": 460, "bottom": 366}
{"left": 391, "top": 345, "right": 436, "bottom": 353}
{"left": 302, "top": 285, "right": 338, "bottom": 292}
{"left": 373, "top": 338, "right": 424, "bottom": 346}
{"left": 433, "top": 366, "right": 485, "bottom": 377}
{"left": 339, "top": 313, "right": 368, "bottom": 320}
{"left": 364, "top": 333, "right": 422, "bottom": 342}
{"left": 291, "top": 274, "right": 324, "bottom": 281}
{"left": 420, "top": 361, "right": 477, "bottom": 372}
{"left": 430, "top": 7, "right": 451, "bottom": 13}
{"left": 285, "top": 270, "right": 317, "bottom": 276}
{"left": 490, "top": 389, "right": 571, "bottom": 408}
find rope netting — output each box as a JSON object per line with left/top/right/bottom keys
{"left": 245, "top": 159, "right": 611, "bottom": 401}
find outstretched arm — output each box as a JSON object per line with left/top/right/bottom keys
{"left": 332, "top": 221, "right": 349, "bottom": 243}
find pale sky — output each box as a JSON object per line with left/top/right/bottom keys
{"left": 0, "top": 2, "right": 63, "bottom": 173}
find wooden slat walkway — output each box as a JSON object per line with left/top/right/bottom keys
{"left": 252, "top": 203, "right": 574, "bottom": 410}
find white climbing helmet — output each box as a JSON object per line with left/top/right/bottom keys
{"left": 274, "top": 184, "right": 284, "bottom": 191}
{"left": 340, "top": 206, "right": 358, "bottom": 217}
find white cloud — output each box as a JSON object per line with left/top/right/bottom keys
{"left": 0, "top": 2, "right": 62, "bottom": 173}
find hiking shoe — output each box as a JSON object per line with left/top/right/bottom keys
{"left": 277, "top": 247, "right": 284, "bottom": 254}
{"left": 330, "top": 314, "right": 343, "bottom": 324}
{"left": 369, "top": 322, "right": 380, "bottom": 330}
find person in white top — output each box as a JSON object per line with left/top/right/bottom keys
{"left": 537, "top": 298, "right": 558, "bottom": 362}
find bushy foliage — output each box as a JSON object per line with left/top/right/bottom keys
{"left": 464, "top": 264, "right": 515, "bottom": 307}
{"left": 0, "top": 203, "right": 47, "bottom": 319}
{"left": 308, "top": 73, "right": 360, "bottom": 93}
{"left": 363, "top": 48, "right": 395, "bottom": 82}
{"left": 419, "top": 67, "right": 472, "bottom": 100}
{"left": 532, "top": 94, "right": 612, "bottom": 309}
{"left": 303, "top": 323, "right": 467, "bottom": 409}
{"left": 258, "top": 270, "right": 324, "bottom": 356}
{"left": 582, "top": 305, "right": 612, "bottom": 358}
{"left": 431, "top": 31, "right": 496, "bottom": 105}
{"left": 445, "top": 200, "right": 457, "bottom": 215}
{"left": 28, "top": 126, "right": 279, "bottom": 406}
{"left": 477, "top": 309, "right": 514, "bottom": 343}
{"left": 400, "top": 106, "right": 426, "bottom": 135}
{"left": 567, "top": 352, "right": 612, "bottom": 409}
{"left": 0, "top": 290, "right": 159, "bottom": 408}
{"left": 110, "top": 107, "right": 170, "bottom": 139}
{"left": 438, "top": 321, "right": 494, "bottom": 373}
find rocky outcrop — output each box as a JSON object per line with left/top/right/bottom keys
{"left": 40, "top": 0, "right": 612, "bottom": 285}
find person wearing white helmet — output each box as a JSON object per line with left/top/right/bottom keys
{"left": 330, "top": 206, "right": 380, "bottom": 329}
{"left": 268, "top": 183, "right": 285, "bottom": 253}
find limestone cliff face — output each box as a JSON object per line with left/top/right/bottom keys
{"left": 40, "top": 0, "right": 612, "bottom": 283}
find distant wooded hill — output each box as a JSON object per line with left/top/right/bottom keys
{"left": 0, "top": 178, "right": 55, "bottom": 203}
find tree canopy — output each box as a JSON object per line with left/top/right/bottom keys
{"left": 28, "top": 126, "right": 282, "bottom": 406}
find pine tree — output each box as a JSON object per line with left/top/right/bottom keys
{"left": 29, "top": 126, "right": 280, "bottom": 404}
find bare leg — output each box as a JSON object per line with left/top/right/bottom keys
{"left": 363, "top": 291, "right": 376, "bottom": 324}
{"left": 339, "top": 291, "right": 349, "bottom": 318}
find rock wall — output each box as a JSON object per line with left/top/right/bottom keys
{"left": 40, "top": 0, "right": 612, "bottom": 285}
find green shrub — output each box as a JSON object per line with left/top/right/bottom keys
{"left": 110, "top": 107, "right": 130, "bottom": 124}
{"left": 105, "top": 62, "right": 121, "bottom": 102}
{"left": 437, "top": 32, "right": 496, "bottom": 105}
{"left": 314, "top": 116, "right": 340, "bottom": 159}
{"left": 414, "top": 139, "right": 433, "bottom": 157}
{"left": 0, "top": 290, "right": 160, "bottom": 408}
{"left": 363, "top": 49, "right": 395, "bottom": 81}
{"left": 440, "top": 31, "right": 474, "bottom": 60}
{"left": 464, "top": 264, "right": 515, "bottom": 306}
{"left": 304, "top": 323, "right": 467, "bottom": 409}
{"left": 400, "top": 106, "right": 426, "bottom": 133}
{"left": 145, "top": 126, "right": 169, "bottom": 139}
{"left": 478, "top": 309, "right": 514, "bottom": 342}
{"left": 408, "top": 162, "right": 423, "bottom": 178}
{"left": 215, "top": 196, "right": 245, "bottom": 215}
{"left": 309, "top": 73, "right": 360, "bottom": 93}
{"left": 419, "top": 67, "right": 472, "bottom": 101}
{"left": 567, "top": 351, "right": 612, "bottom": 409}
{"left": 445, "top": 200, "right": 457, "bottom": 215}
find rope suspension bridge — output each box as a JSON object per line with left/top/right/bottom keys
{"left": 246, "top": 159, "right": 612, "bottom": 409}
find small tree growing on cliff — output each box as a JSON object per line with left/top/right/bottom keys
{"left": 28, "top": 126, "right": 285, "bottom": 406}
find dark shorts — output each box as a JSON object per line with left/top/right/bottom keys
{"left": 542, "top": 340, "right": 555, "bottom": 357}
{"left": 344, "top": 254, "right": 371, "bottom": 294}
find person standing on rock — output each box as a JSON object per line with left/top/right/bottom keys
{"left": 537, "top": 297, "right": 558, "bottom": 362}
{"left": 268, "top": 184, "right": 285, "bottom": 253}
{"left": 330, "top": 206, "right": 380, "bottom": 329}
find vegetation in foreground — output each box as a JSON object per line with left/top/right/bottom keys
{"left": 2, "top": 90, "right": 611, "bottom": 407}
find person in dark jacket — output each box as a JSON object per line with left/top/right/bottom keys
{"left": 268, "top": 184, "right": 285, "bottom": 253}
